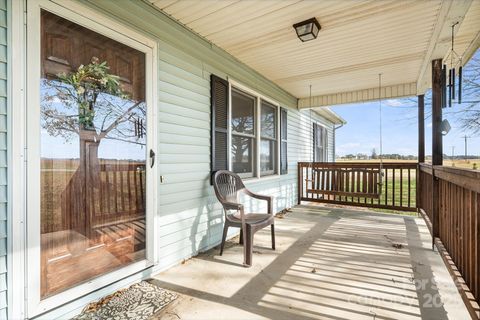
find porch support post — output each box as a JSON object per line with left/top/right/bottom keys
{"left": 431, "top": 59, "right": 443, "bottom": 248}
{"left": 417, "top": 94, "right": 425, "bottom": 213}
{"left": 418, "top": 94, "right": 425, "bottom": 163}
{"left": 432, "top": 60, "right": 443, "bottom": 166}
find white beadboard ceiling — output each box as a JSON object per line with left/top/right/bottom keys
{"left": 151, "top": 0, "right": 480, "bottom": 106}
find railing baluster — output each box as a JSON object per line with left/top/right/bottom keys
{"left": 392, "top": 168, "right": 396, "bottom": 207}
{"left": 400, "top": 168, "right": 403, "bottom": 207}
{"left": 384, "top": 168, "right": 388, "bottom": 206}
{"left": 128, "top": 169, "right": 133, "bottom": 212}
{"left": 106, "top": 166, "right": 111, "bottom": 216}
{"left": 408, "top": 168, "right": 411, "bottom": 208}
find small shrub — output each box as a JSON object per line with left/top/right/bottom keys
{"left": 473, "top": 163, "right": 478, "bottom": 170}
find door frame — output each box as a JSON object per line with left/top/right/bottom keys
{"left": 13, "top": 0, "right": 158, "bottom": 317}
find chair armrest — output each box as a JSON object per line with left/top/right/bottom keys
{"left": 223, "top": 202, "right": 244, "bottom": 211}
{"left": 244, "top": 189, "right": 273, "bottom": 214}
{"left": 247, "top": 191, "right": 272, "bottom": 202}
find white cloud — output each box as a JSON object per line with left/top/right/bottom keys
{"left": 384, "top": 99, "right": 404, "bottom": 107}
{"left": 427, "top": 122, "right": 432, "bottom": 128}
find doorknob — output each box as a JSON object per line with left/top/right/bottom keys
{"left": 150, "top": 149, "right": 156, "bottom": 168}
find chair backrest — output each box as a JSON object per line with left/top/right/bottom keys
{"left": 213, "top": 170, "right": 245, "bottom": 211}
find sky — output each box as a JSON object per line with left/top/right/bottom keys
{"left": 332, "top": 52, "right": 480, "bottom": 158}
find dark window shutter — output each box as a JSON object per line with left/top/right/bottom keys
{"left": 211, "top": 74, "right": 229, "bottom": 184}
{"left": 280, "top": 107, "right": 288, "bottom": 174}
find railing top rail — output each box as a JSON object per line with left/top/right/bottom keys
{"left": 419, "top": 162, "right": 432, "bottom": 168}
{"left": 433, "top": 165, "right": 480, "bottom": 193}
{"left": 298, "top": 162, "right": 417, "bottom": 169}
{"left": 419, "top": 163, "right": 433, "bottom": 174}
{"left": 433, "top": 165, "right": 480, "bottom": 178}
{"left": 100, "top": 163, "right": 146, "bottom": 171}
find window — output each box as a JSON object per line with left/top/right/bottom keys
{"left": 314, "top": 123, "right": 328, "bottom": 162}
{"left": 211, "top": 79, "right": 286, "bottom": 180}
{"left": 231, "top": 88, "right": 256, "bottom": 178}
{"left": 229, "top": 83, "right": 283, "bottom": 179}
{"left": 260, "top": 100, "right": 277, "bottom": 176}
{"left": 280, "top": 108, "right": 288, "bottom": 174}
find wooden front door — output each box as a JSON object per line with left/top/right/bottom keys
{"left": 39, "top": 10, "right": 147, "bottom": 298}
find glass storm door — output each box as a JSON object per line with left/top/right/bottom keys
{"left": 39, "top": 10, "right": 148, "bottom": 298}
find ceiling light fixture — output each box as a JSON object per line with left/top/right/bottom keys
{"left": 293, "top": 18, "right": 321, "bottom": 42}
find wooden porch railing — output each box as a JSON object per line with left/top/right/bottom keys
{"left": 418, "top": 163, "right": 480, "bottom": 318}
{"left": 418, "top": 163, "right": 433, "bottom": 231}
{"left": 297, "top": 162, "right": 417, "bottom": 212}
{"left": 298, "top": 161, "right": 479, "bottom": 317}
{"left": 45, "top": 160, "right": 147, "bottom": 233}
{"left": 93, "top": 162, "right": 146, "bottom": 225}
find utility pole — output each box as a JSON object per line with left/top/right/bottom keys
{"left": 451, "top": 146, "right": 455, "bottom": 159}
{"left": 462, "top": 135, "right": 470, "bottom": 160}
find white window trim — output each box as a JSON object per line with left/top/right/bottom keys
{"left": 17, "top": 0, "right": 159, "bottom": 317}
{"left": 228, "top": 78, "right": 281, "bottom": 180}
{"left": 314, "top": 121, "right": 329, "bottom": 162}
{"left": 9, "top": 0, "right": 27, "bottom": 319}
{"left": 259, "top": 101, "right": 278, "bottom": 176}
{"left": 230, "top": 87, "right": 257, "bottom": 179}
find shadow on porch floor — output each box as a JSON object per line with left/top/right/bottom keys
{"left": 151, "top": 205, "right": 469, "bottom": 320}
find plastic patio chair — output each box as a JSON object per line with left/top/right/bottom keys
{"left": 213, "top": 170, "right": 275, "bottom": 267}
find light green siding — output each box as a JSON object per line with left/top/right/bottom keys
{"left": 82, "top": 0, "right": 336, "bottom": 272}
{"left": 23, "top": 1, "right": 336, "bottom": 318}
{"left": 0, "top": 0, "right": 6, "bottom": 318}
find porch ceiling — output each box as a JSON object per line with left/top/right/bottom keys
{"left": 151, "top": 0, "right": 480, "bottom": 107}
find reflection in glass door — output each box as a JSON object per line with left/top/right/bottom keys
{"left": 40, "top": 10, "right": 147, "bottom": 298}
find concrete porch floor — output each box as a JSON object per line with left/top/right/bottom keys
{"left": 151, "top": 205, "right": 469, "bottom": 320}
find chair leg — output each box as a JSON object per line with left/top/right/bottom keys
{"left": 271, "top": 224, "right": 276, "bottom": 250}
{"left": 220, "top": 223, "right": 229, "bottom": 256}
{"left": 244, "top": 227, "right": 253, "bottom": 267}
{"left": 239, "top": 229, "right": 243, "bottom": 245}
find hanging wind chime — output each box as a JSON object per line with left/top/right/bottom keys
{"left": 134, "top": 117, "right": 145, "bottom": 139}
{"left": 443, "top": 22, "right": 463, "bottom": 108}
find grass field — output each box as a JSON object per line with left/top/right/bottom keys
{"left": 441, "top": 159, "right": 479, "bottom": 170}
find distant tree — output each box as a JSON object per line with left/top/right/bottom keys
{"left": 356, "top": 153, "right": 368, "bottom": 160}
{"left": 42, "top": 57, "right": 145, "bottom": 147}
{"left": 459, "top": 54, "right": 480, "bottom": 133}
{"left": 371, "top": 148, "right": 378, "bottom": 159}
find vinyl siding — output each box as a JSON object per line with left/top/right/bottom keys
{"left": 78, "top": 0, "right": 334, "bottom": 269}
{"left": 155, "top": 44, "right": 335, "bottom": 270}
{"left": 26, "top": 1, "right": 335, "bottom": 318}
{"left": 0, "top": 0, "right": 6, "bottom": 318}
